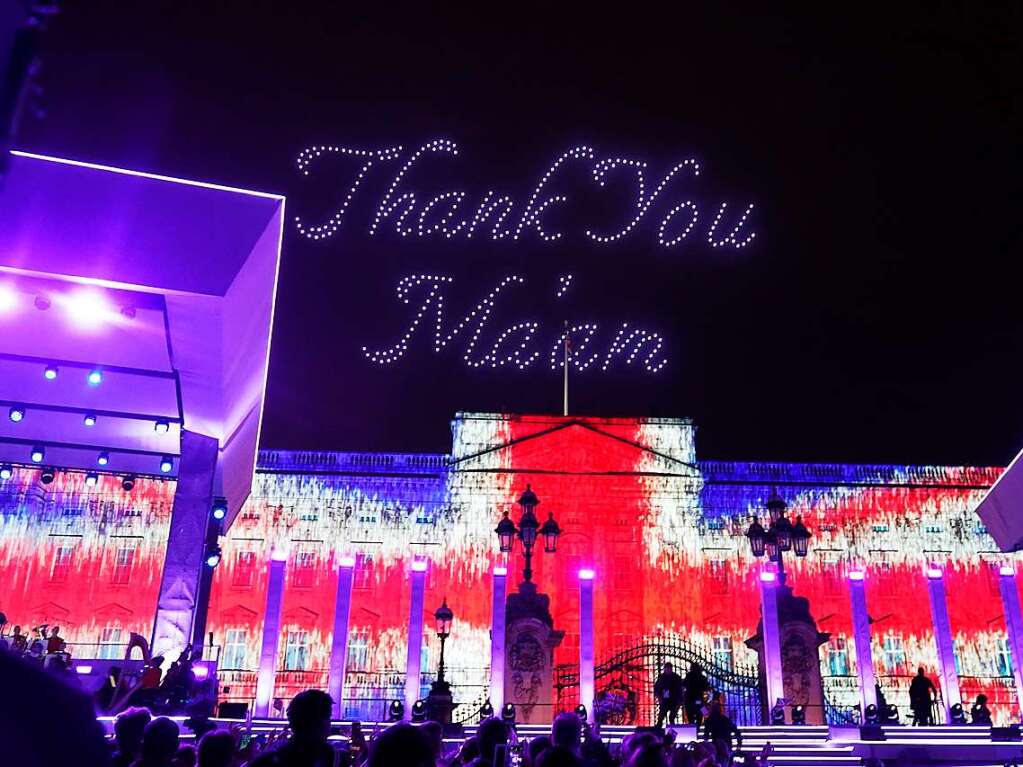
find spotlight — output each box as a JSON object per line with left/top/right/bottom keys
{"left": 85, "top": 472, "right": 99, "bottom": 487}
{"left": 121, "top": 475, "right": 136, "bottom": 492}
{"left": 40, "top": 467, "right": 55, "bottom": 485}
{"left": 411, "top": 699, "right": 427, "bottom": 723}
{"left": 44, "top": 366, "right": 58, "bottom": 380}
{"left": 64, "top": 291, "right": 112, "bottom": 328}
{"left": 154, "top": 420, "right": 170, "bottom": 434}
{"left": 87, "top": 369, "right": 103, "bottom": 386}
{"left": 0, "top": 464, "right": 12, "bottom": 480}
{"left": 770, "top": 703, "right": 786, "bottom": 725}
{"left": 864, "top": 703, "right": 879, "bottom": 725}
{"left": 950, "top": 703, "right": 966, "bottom": 725}
{"left": 160, "top": 456, "right": 173, "bottom": 473}
{"left": 0, "top": 283, "right": 17, "bottom": 312}
{"left": 501, "top": 702, "right": 516, "bottom": 724}
{"left": 205, "top": 545, "right": 222, "bottom": 568}
{"left": 479, "top": 700, "right": 494, "bottom": 719}
{"left": 388, "top": 699, "right": 404, "bottom": 721}
{"left": 31, "top": 446, "right": 45, "bottom": 463}
{"left": 883, "top": 704, "right": 899, "bottom": 724}
{"left": 574, "top": 704, "right": 587, "bottom": 720}
{"left": 212, "top": 497, "right": 228, "bottom": 520}
{"left": 8, "top": 406, "right": 25, "bottom": 423}
{"left": 97, "top": 451, "right": 110, "bottom": 466}
{"left": 83, "top": 412, "right": 97, "bottom": 427}
{"left": 791, "top": 704, "right": 806, "bottom": 725}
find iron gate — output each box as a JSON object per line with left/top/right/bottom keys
{"left": 555, "top": 638, "right": 762, "bottom": 726}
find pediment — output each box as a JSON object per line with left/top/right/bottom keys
{"left": 220, "top": 604, "right": 259, "bottom": 624}
{"left": 450, "top": 419, "right": 697, "bottom": 476}
{"left": 282, "top": 606, "right": 319, "bottom": 624}
{"left": 95, "top": 602, "right": 133, "bottom": 619}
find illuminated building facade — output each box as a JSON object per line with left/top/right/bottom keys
{"left": 0, "top": 412, "right": 1014, "bottom": 722}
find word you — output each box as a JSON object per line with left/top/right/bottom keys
{"left": 363, "top": 274, "right": 667, "bottom": 374}
{"left": 294, "top": 139, "right": 757, "bottom": 249}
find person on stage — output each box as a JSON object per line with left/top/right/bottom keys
{"left": 683, "top": 662, "right": 711, "bottom": 727}
{"left": 909, "top": 667, "right": 937, "bottom": 726}
{"left": 653, "top": 662, "right": 684, "bottom": 727}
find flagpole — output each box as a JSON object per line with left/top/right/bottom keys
{"left": 562, "top": 321, "right": 569, "bottom": 416}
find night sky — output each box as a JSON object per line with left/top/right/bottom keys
{"left": 12, "top": 3, "right": 1023, "bottom": 465}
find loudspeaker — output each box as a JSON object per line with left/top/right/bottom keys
{"left": 859, "top": 725, "right": 884, "bottom": 741}
{"left": 218, "top": 702, "right": 248, "bottom": 718}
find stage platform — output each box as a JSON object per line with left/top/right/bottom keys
{"left": 94, "top": 717, "right": 1023, "bottom": 766}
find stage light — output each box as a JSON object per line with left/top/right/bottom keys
{"left": 926, "top": 566, "right": 943, "bottom": 579}
{"left": 154, "top": 420, "right": 170, "bottom": 434}
{"left": 270, "top": 547, "right": 288, "bottom": 562}
{"left": 411, "top": 699, "right": 427, "bottom": 722}
{"left": 864, "top": 704, "right": 879, "bottom": 725}
{"left": 759, "top": 570, "right": 776, "bottom": 582}
{"left": 212, "top": 497, "right": 228, "bottom": 520}
{"left": 85, "top": 472, "right": 98, "bottom": 487}
{"left": 192, "top": 664, "right": 210, "bottom": 680}
{"left": 87, "top": 369, "right": 103, "bottom": 386}
{"left": 8, "top": 406, "right": 25, "bottom": 423}
{"left": 97, "top": 452, "right": 110, "bottom": 466}
{"left": 64, "top": 291, "right": 113, "bottom": 329}
{"left": 75, "top": 665, "right": 93, "bottom": 675}
{"left": 502, "top": 703, "right": 516, "bottom": 724}
{"left": 205, "top": 546, "right": 222, "bottom": 568}
{"left": 848, "top": 570, "right": 866, "bottom": 581}
{"left": 121, "top": 475, "right": 136, "bottom": 491}
{"left": 1000, "top": 565, "right": 1015, "bottom": 577}
{"left": 411, "top": 560, "right": 428, "bottom": 572}
{"left": 883, "top": 704, "right": 899, "bottom": 724}
{"left": 949, "top": 703, "right": 964, "bottom": 723}
{"left": 791, "top": 704, "right": 805, "bottom": 725}
{"left": 339, "top": 555, "right": 357, "bottom": 568}
{"left": 388, "top": 700, "right": 404, "bottom": 721}
{"left": 578, "top": 569, "right": 595, "bottom": 580}
{"left": 40, "top": 467, "right": 55, "bottom": 485}
{"left": 160, "top": 456, "right": 173, "bottom": 473}
{"left": 0, "top": 283, "right": 17, "bottom": 312}
{"left": 574, "top": 704, "right": 587, "bottom": 720}
{"left": 479, "top": 700, "right": 494, "bottom": 718}
{"left": 0, "top": 464, "right": 12, "bottom": 480}
{"left": 44, "top": 366, "right": 58, "bottom": 380}
{"left": 83, "top": 412, "right": 97, "bottom": 427}
{"left": 30, "top": 446, "right": 44, "bottom": 463}
{"left": 493, "top": 566, "right": 507, "bottom": 576}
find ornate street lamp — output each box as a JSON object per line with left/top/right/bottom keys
{"left": 434, "top": 599, "right": 453, "bottom": 684}
{"left": 495, "top": 485, "right": 560, "bottom": 585}
{"left": 745, "top": 489, "right": 812, "bottom": 584}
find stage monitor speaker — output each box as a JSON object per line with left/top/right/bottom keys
{"left": 859, "top": 725, "right": 884, "bottom": 741}
{"left": 992, "top": 725, "right": 1021, "bottom": 742}
{"left": 218, "top": 702, "right": 248, "bottom": 718}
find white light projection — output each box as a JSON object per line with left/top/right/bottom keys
{"left": 362, "top": 274, "right": 669, "bottom": 374}
{"left": 294, "top": 139, "right": 757, "bottom": 248}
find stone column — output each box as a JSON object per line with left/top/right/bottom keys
{"left": 505, "top": 582, "right": 564, "bottom": 724}
{"left": 997, "top": 566, "right": 1023, "bottom": 720}
{"left": 254, "top": 553, "right": 287, "bottom": 717}
{"left": 848, "top": 571, "right": 878, "bottom": 715}
{"left": 151, "top": 431, "right": 218, "bottom": 660}
{"left": 759, "top": 571, "right": 785, "bottom": 711}
{"left": 327, "top": 555, "right": 356, "bottom": 719}
{"left": 579, "top": 569, "right": 596, "bottom": 723}
{"left": 927, "top": 567, "right": 961, "bottom": 722}
{"left": 490, "top": 566, "right": 508, "bottom": 712}
{"left": 404, "top": 561, "right": 428, "bottom": 718}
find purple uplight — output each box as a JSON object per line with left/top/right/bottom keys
{"left": 579, "top": 568, "right": 595, "bottom": 580}
{"left": 59, "top": 290, "right": 115, "bottom": 330}
{"left": 192, "top": 664, "right": 210, "bottom": 680}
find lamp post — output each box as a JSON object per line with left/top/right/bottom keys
{"left": 496, "top": 485, "right": 561, "bottom": 585}
{"left": 426, "top": 598, "right": 455, "bottom": 722}
{"left": 745, "top": 489, "right": 811, "bottom": 584}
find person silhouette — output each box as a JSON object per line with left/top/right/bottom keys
{"left": 908, "top": 667, "right": 936, "bottom": 726}
{"left": 654, "top": 662, "right": 684, "bottom": 727}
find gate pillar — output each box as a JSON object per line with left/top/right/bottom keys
{"left": 746, "top": 578, "right": 829, "bottom": 724}
{"left": 505, "top": 581, "right": 564, "bottom": 724}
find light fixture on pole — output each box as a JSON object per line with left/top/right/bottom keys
{"left": 746, "top": 489, "right": 811, "bottom": 584}
{"left": 494, "top": 485, "right": 561, "bottom": 585}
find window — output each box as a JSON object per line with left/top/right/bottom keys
{"left": 50, "top": 545, "right": 74, "bottom": 583}
{"left": 613, "top": 557, "right": 631, "bottom": 591}
{"left": 566, "top": 556, "right": 581, "bottom": 590}
{"left": 283, "top": 630, "right": 310, "bottom": 671}
{"left": 354, "top": 555, "right": 374, "bottom": 590}
{"left": 222, "top": 629, "right": 248, "bottom": 669}
{"left": 291, "top": 551, "right": 317, "bottom": 588}
{"left": 233, "top": 551, "right": 257, "bottom": 587}
{"left": 111, "top": 546, "right": 135, "bottom": 585}
{"left": 827, "top": 638, "right": 850, "bottom": 676}
{"left": 347, "top": 631, "right": 370, "bottom": 670}
{"left": 996, "top": 638, "right": 1013, "bottom": 677}
{"left": 712, "top": 636, "right": 733, "bottom": 671}
{"left": 98, "top": 627, "right": 123, "bottom": 660}
{"left": 709, "top": 559, "right": 729, "bottom": 595}
{"left": 347, "top": 631, "right": 369, "bottom": 670}
{"left": 881, "top": 636, "right": 905, "bottom": 674}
